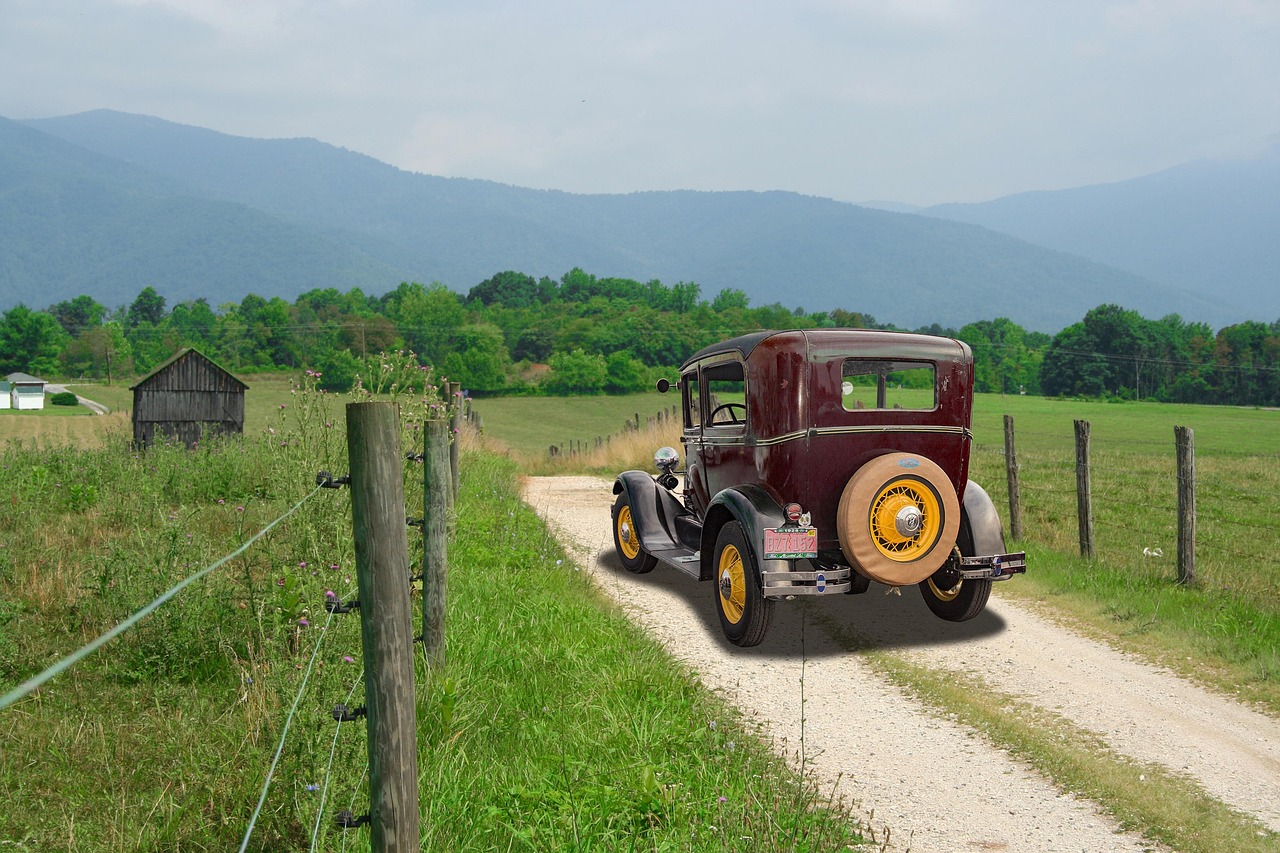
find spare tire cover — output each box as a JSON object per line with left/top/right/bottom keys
{"left": 836, "top": 452, "right": 961, "bottom": 585}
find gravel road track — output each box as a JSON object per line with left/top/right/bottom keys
{"left": 522, "top": 475, "right": 1280, "bottom": 853}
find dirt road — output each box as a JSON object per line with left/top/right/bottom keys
{"left": 523, "top": 476, "right": 1280, "bottom": 853}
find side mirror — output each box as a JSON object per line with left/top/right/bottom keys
{"left": 656, "top": 378, "right": 672, "bottom": 393}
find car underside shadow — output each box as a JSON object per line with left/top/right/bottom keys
{"left": 595, "top": 549, "right": 1007, "bottom": 660}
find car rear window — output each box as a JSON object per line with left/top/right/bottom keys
{"left": 841, "top": 359, "right": 936, "bottom": 411}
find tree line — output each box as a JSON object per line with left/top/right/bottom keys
{"left": 2, "top": 269, "right": 1277, "bottom": 406}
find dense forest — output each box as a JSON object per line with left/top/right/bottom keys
{"left": 2, "top": 269, "right": 1277, "bottom": 406}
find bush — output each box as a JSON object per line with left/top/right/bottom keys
{"left": 50, "top": 391, "right": 79, "bottom": 406}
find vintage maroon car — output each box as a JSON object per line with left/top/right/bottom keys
{"left": 612, "top": 329, "right": 1025, "bottom": 646}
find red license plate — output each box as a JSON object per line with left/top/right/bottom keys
{"left": 763, "top": 526, "right": 818, "bottom": 560}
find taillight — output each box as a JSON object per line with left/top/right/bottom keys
{"left": 784, "top": 503, "right": 803, "bottom": 523}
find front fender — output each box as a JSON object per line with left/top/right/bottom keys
{"left": 613, "top": 470, "right": 682, "bottom": 553}
{"left": 961, "top": 480, "right": 1007, "bottom": 557}
{"left": 700, "top": 484, "right": 788, "bottom": 583}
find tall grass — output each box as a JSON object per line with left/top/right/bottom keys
{"left": 0, "top": 363, "right": 862, "bottom": 851}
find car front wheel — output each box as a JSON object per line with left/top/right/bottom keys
{"left": 712, "top": 522, "right": 772, "bottom": 647}
{"left": 612, "top": 493, "right": 657, "bottom": 574}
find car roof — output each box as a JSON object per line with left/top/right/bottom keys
{"left": 681, "top": 329, "right": 967, "bottom": 370}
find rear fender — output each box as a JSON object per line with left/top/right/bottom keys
{"left": 613, "top": 471, "right": 682, "bottom": 553}
{"left": 961, "top": 480, "right": 1006, "bottom": 557}
{"left": 701, "top": 485, "right": 788, "bottom": 583}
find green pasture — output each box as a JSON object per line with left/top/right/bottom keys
{"left": 0, "top": 380, "right": 860, "bottom": 851}
{"left": 478, "top": 391, "right": 1280, "bottom": 712}
{"left": 475, "top": 391, "right": 675, "bottom": 456}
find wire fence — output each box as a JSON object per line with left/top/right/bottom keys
{"left": 971, "top": 415, "right": 1280, "bottom": 596}
{"left": 0, "top": 484, "right": 324, "bottom": 712}
{"left": 0, "top": 477, "right": 370, "bottom": 850}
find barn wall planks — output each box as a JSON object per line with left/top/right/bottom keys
{"left": 131, "top": 349, "right": 247, "bottom": 449}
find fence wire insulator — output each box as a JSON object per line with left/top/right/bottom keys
{"left": 332, "top": 703, "right": 367, "bottom": 723}
{"left": 315, "top": 471, "right": 351, "bottom": 489}
{"left": 406, "top": 516, "right": 423, "bottom": 528}
{"left": 405, "top": 452, "right": 424, "bottom": 463}
{"left": 325, "top": 596, "right": 360, "bottom": 614}
{"left": 335, "top": 810, "right": 370, "bottom": 830}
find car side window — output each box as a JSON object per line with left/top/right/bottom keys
{"left": 684, "top": 370, "right": 701, "bottom": 428}
{"left": 704, "top": 360, "right": 746, "bottom": 427}
{"left": 842, "top": 359, "right": 936, "bottom": 411}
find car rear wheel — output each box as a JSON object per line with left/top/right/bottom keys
{"left": 712, "top": 521, "right": 772, "bottom": 647}
{"left": 919, "top": 566, "right": 992, "bottom": 621}
{"left": 836, "top": 452, "right": 961, "bottom": 586}
{"left": 918, "top": 509, "right": 994, "bottom": 621}
{"left": 612, "top": 493, "right": 657, "bottom": 574}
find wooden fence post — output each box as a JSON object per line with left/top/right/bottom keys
{"left": 1175, "top": 425, "right": 1196, "bottom": 585}
{"left": 1004, "top": 415, "right": 1023, "bottom": 541}
{"left": 448, "top": 382, "right": 462, "bottom": 504}
{"left": 346, "top": 402, "right": 420, "bottom": 851}
{"left": 422, "top": 418, "right": 450, "bottom": 667}
{"left": 1074, "top": 419, "right": 1095, "bottom": 559}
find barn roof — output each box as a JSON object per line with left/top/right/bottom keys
{"left": 130, "top": 348, "right": 248, "bottom": 391}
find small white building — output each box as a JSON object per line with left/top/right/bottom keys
{"left": 5, "top": 373, "right": 46, "bottom": 410}
{"left": 0, "top": 380, "right": 9, "bottom": 409}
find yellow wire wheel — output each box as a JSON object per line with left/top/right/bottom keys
{"left": 612, "top": 493, "right": 657, "bottom": 574}
{"left": 925, "top": 573, "right": 963, "bottom": 601}
{"left": 716, "top": 542, "right": 746, "bottom": 625}
{"left": 616, "top": 505, "right": 641, "bottom": 560}
{"left": 712, "top": 521, "right": 772, "bottom": 646}
{"left": 837, "top": 453, "right": 961, "bottom": 586}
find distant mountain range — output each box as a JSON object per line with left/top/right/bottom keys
{"left": 920, "top": 145, "right": 1280, "bottom": 323}
{"left": 1, "top": 109, "right": 1268, "bottom": 332}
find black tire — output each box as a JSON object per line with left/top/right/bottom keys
{"left": 918, "top": 519, "right": 992, "bottom": 621}
{"left": 712, "top": 522, "right": 772, "bottom": 647}
{"left": 612, "top": 493, "right": 657, "bottom": 574}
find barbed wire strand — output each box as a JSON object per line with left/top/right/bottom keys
{"left": 238, "top": 598, "right": 341, "bottom": 853}
{"left": 310, "top": 668, "right": 366, "bottom": 853}
{"left": 0, "top": 484, "right": 325, "bottom": 712}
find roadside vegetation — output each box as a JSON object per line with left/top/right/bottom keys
{"left": 0, "top": 371, "right": 863, "bottom": 851}
{"left": 4, "top": 352, "right": 1277, "bottom": 850}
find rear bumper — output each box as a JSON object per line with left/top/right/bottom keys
{"left": 957, "top": 552, "right": 1027, "bottom": 581}
{"left": 762, "top": 565, "right": 852, "bottom": 597}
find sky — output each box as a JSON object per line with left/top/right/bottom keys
{"left": 1, "top": 0, "right": 1277, "bottom": 207}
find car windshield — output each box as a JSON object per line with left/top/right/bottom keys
{"left": 841, "top": 359, "right": 936, "bottom": 411}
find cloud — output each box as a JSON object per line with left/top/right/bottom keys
{"left": 1, "top": 0, "right": 1278, "bottom": 204}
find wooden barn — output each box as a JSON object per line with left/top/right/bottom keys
{"left": 131, "top": 349, "right": 248, "bottom": 449}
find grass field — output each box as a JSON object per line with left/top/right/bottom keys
{"left": 0, "top": 378, "right": 862, "bottom": 851}
{"left": 5, "top": 371, "right": 1277, "bottom": 844}
{"left": 472, "top": 390, "right": 1280, "bottom": 713}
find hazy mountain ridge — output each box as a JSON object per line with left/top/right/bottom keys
{"left": 922, "top": 147, "right": 1280, "bottom": 318}
{"left": 1, "top": 110, "right": 1239, "bottom": 331}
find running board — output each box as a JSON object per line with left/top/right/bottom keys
{"left": 652, "top": 548, "right": 701, "bottom": 580}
